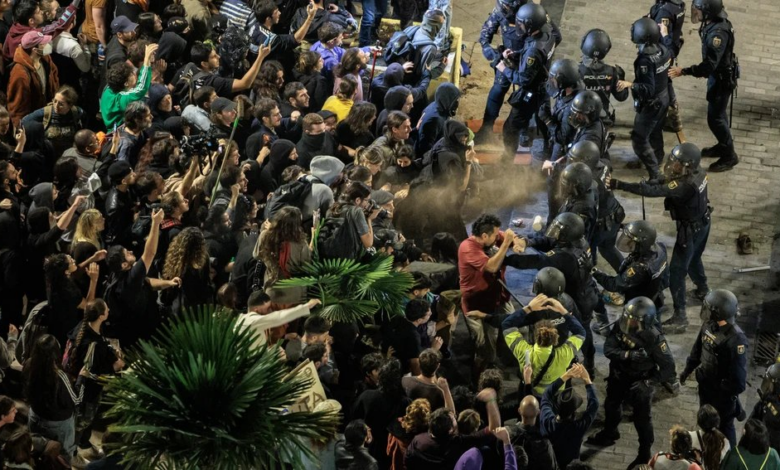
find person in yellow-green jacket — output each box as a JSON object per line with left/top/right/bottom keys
{"left": 502, "top": 294, "right": 586, "bottom": 397}
{"left": 100, "top": 43, "right": 157, "bottom": 128}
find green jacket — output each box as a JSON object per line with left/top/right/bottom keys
{"left": 100, "top": 65, "right": 152, "bottom": 128}
{"left": 720, "top": 446, "right": 780, "bottom": 470}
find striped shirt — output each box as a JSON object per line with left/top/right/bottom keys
{"left": 215, "top": 0, "right": 258, "bottom": 33}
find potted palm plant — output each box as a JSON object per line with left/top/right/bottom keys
{"left": 102, "top": 306, "right": 339, "bottom": 469}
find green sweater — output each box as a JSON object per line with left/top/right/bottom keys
{"left": 100, "top": 65, "right": 152, "bottom": 128}
{"left": 720, "top": 446, "right": 780, "bottom": 470}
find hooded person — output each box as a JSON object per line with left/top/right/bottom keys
{"left": 147, "top": 83, "right": 176, "bottom": 134}
{"left": 28, "top": 182, "right": 56, "bottom": 214}
{"left": 406, "top": 9, "right": 447, "bottom": 81}
{"left": 156, "top": 30, "right": 188, "bottom": 83}
{"left": 301, "top": 155, "right": 345, "bottom": 225}
{"left": 258, "top": 139, "right": 298, "bottom": 197}
{"left": 402, "top": 120, "right": 472, "bottom": 244}
{"left": 218, "top": 26, "right": 251, "bottom": 79}
{"left": 416, "top": 82, "right": 461, "bottom": 156}
{"left": 371, "top": 63, "right": 405, "bottom": 114}
{"left": 296, "top": 114, "right": 338, "bottom": 170}
{"left": 375, "top": 86, "right": 412, "bottom": 136}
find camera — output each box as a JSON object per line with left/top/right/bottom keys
{"left": 179, "top": 127, "right": 222, "bottom": 169}
{"left": 363, "top": 198, "right": 379, "bottom": 217}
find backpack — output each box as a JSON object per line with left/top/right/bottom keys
{"left": 511, "top": 426, "right": 559, "bottom": 470}
{"left": 173, "top": 64, "right": 209, "bottom": 107}
{"left": 384, "top": 26, "right": 422, "bottom": 64}
{"left": 130, "top": 214, "right": 152, "bottom": 246}
{"left": 15, "top": 301, "right": 51, "bottom": 364}
{"left": 264, "top": 177, "right": 317, "bottom": 220}
{"left": 247, "top": 257, "right": 268, "bottom": 295}
{"left": 317, "top": 210, "right": 365, "bottom": 260}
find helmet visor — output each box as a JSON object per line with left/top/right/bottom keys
{"left": 759, "top": 375, "right": 777, "bottom": 399}
{"left": 619, "top": 313, "right": 643, "bottom": 336}
{"left": 699, "top": 302, "right": 714, "bottom": 322}
{"left": 546, "top": 77, "right": 560, "bottom": 98}
{"left": 545, "top": 219, "right": 564, "bottom": 240}
{"left": 568, "top": 110, "right": 590, "bottom": 129}
{"left": 663, "top": 157, "right": 685, "bottom": 179}
{"left": 690, "top": 2, "right": 703, "bottom": 24}
{"left": 616, "top": 229, "right": 636, "bottom": 253}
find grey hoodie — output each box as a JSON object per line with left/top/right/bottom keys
{"left": 28, "top": 182, "right": 54, "bottom": 214}
{"left": 302, "top": 156, "right": 345, "bottom": 221}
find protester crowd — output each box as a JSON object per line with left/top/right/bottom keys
{"left": 0, "top": 0, "right": 778, "bottom": 469}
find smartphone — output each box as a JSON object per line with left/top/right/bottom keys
{"left": 263, "top": 34, "right": 272, "bottom": 48}
{"left": 113, "top": 123, "right": 118, "bottom": 134}
{"left": 524, "top": 350, "right": 531, "bottom": 368}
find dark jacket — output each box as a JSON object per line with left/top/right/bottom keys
{"left": 371, "top": 63, "right": 405, "bottom": 114}
{"left": 258, "top": 139, "right": 297, "bottom": 197}
{"left": 416, "top": 83, "right": 461, "bottom": 157}
{"left": 540, "top": 378, "right": 598, "bottom": 468}
{"left": 297, "top": 131, "right": 337, "bottom": 170}
{"left": 293, "top": 69, "right": 331, "bottom": 113}
{"left": 375, "top": 85, "right": 412, "bottom": 136}
{"left": 335, "top": 442, "right": 378, "bottom": 470}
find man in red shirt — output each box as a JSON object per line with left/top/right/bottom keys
{"left": 458, "top": 213, "right": 516, "bottom": 372}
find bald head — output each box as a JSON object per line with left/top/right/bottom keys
{"left": 519, "top": 395, "right": 540, "bottom": 424}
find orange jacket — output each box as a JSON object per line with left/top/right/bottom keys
{"left": 7, "top": 47, "right": 60, "bottom": 128}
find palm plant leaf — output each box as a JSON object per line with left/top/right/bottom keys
{"left": 103, "top": 306, "right": 339, "bottom": 470}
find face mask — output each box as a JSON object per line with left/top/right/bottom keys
{"left": 41, "top": 43, "right": 52, "bottom": 56}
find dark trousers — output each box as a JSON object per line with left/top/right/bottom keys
{"left": 592, "top": 218, "right": 625, "bottom": 272}
{"left": 698, "top": 378, "right": 739, "bottom": 446}
{"left": 0, "top": 250, "right": 24, "bottom": 339}
{"left": 604, "top": 374, "right": 655, "bottom": 454}
{"left": 706, "top": 76, "right": 735, "bottom": 151}
{"left": 630, "top": 92, "right": 670, "bottom": 178}
{"left": 502, "top": 93, "right": 544, "bottom": 158}
{"left": 670, "top": 217, "right": 710, "bottom": 312}
{"left": 482, "top": 70, "right": 512, "bottom": 127}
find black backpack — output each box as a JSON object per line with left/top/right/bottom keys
{"left": 317, "top": 212, "right": 365, "bottom": 261}
{"left": 384, "top": 26, "right": 421, "bottom": 64}
{"left": 264, "top": 177, "right": 317, "bottom": 220}
{"left": 16, "top": 301, "right": 51, "bottom": 364}
{"left": 173, "top": 64, "right": 209, "bottom": 107}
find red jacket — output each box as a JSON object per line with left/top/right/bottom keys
{"left": 7, "top": 47, "right": 60, "bottom": 127}
{"left": 3, "top": 23, "right": 35, "bottom": 61}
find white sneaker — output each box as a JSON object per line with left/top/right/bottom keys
{"left": 78, "top": 444, "right": 105, "bottom": 460}
{"left": 71, "top": 454, "right": 90, "bottom": 469}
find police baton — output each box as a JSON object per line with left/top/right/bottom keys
{"left": 641, "top": 177, "right": 647, "bottom": 221}
{"left": 498, "top": 279, "right": 525, "bottom": 309}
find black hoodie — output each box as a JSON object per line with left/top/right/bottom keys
{"left": 259, "top": 139, "right": 297, "bottom": 196}
{"left": 293, "top": 69, "right": 332, "bottom": 113}
{"left": 375, "top": 85, "right": 411, "bottom": 136}
{"left": 416, "top": 83, "right": 461, "bottom": 156}
{"left": 296, "top": 131, "right": 337, "bottom": 170}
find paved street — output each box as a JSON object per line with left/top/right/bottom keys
{"left": 452, "top": 0, "right": 780, "bottom": 467}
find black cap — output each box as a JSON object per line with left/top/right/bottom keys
{"left": 108, "top": 161, "right": 132, "bottom": 184}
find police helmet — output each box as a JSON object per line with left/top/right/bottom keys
{"left": 693, "top": 0, "right": 725, "bottom": 21}
{"left": 631, "top": 17, "right": 661, "bottom": 45}
{"left": 581, "top": 29, "right": 612, "bottom": 60}
{"left": 497, "top": 0, "right": 522, "bottom": 13}
{"left": 548, "top": 59, "right": 583, "bottom": 94}
{"left": 515, "top": 3, "right": 548, "bottom": 35}
{"left": 616, "top": 220, "right": 657, "bottom": 254}
{"left": 569, "top": 90, "right": 603, "bottom": 129}
{"left": 619, "top": 296, "right": 657, "bottom": 336}
{"left": 760, "top": 364, "right": 780, "bottom": 398}
{"left": 533, "top": 267, "right": 566, "bottom": 297}
{"left": 567, "top": 141, "right": 602, "bottom": 170}
{"left": 663, "top": 142, "right": 702, "bottom": 178}
{"left": 561, "top": 162, "right": 593, "bottom": 196}
{"left": 700, "top": 289, "right": 738, "bottom": 324}
{"left": 545, "top": 212, "right": 585, "bottom": 244}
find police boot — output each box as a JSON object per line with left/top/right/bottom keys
{"left": 518, "top": 130, "right": 531, "bottom": 148}
{"left": 701, "top": 143, "right": 729, "bottom": 158}
{"left": 662, "top": 309, "right": 688, "bottom": 334}
{"left": 474, "top": 123, "right": 496, "bottom": 146}
{"left": 586, "top": 429, "right": 620, "bottom": 447}
{"left": 591, "top": 310, "right": 611, "bottom": 336}
{"left": 688, "top": 286, "right": 710, "bottom": 302}
{"left": 708, "top": 151, "right": 739, "bottom": 173}
{"left": 627, "top": 448, "right": 652, "bottom": 470}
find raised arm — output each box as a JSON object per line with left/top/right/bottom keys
{"left": 142, "top": 208, "right": 165, "bottom": 273}
{"left": 232, "top": 45, "right": 271, "bottom": 92}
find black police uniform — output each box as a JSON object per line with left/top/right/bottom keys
{"left": 681, "top": 15, "right": 738, "bottom": 164}
{"left": 594, "top": 241, "right": 669, "bottom": 307}
{"left": 579, "top": 61, "right": 629, "bottom": 126}
{"left": 682, "top": 320, "right": 748, "bottom": 445}
{"left": 479, "top": 0, "right": 526, "bottom": 132}
{"left": 630, "top": 41, "right": 673, "bottom": 179}
{"left": 751, "top": 392, "right": 780, "bottom": 453}
{"left": 505, "top": 238, "right": 600, "bottom": 371}
{"left": 559, "top": 182, "right": 599, "bottom": 245}
{"left": 650, "top": 0, "right": 686, "bottom": 57}
{"left": 546, "top": 86, "right": 583, "bottom": 160}
{"left": 591, "top": 158, "right": 626, "bottom": 271}
{"left": 501, "top": 24, "right": 559, "bottom": 159}
{"left": 611, "top": 171, "right": 709, "bottom": 317}
{"left": 601, "top": 322, "right": 677, "bottom": 463}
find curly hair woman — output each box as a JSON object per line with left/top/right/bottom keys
{"left": 387, "top": 398, "right": 431, "bottom": 470}
{"left": 44, "top": 254, "right": 99, "bottom": 346}
{"left": 253, "top": 207, "right": 311, "bottom": 298}
{"left": 255, "top": 60, "right": 285, "bottom": 103}
{"left": 23, "top": 334, "right": 84, "bottom": 464}
{"left": 337, "top": 102, "right": 377, "bottom": 155}
{"left": 162, "top": 227, "right": 213, "bottom": 314}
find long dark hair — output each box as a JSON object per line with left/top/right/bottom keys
{"left": 23, "top": 334, "right": 62, "bottom": 407}
{"left": 344, "top": 102, "right": 376, "bottom": 136}
{"left": 697, "top": 404, "right": 726, "bottom": 469}
{"left": 255, "top": 206, "right": 306, "bottom": 282}
{"left": 69, "top": 300, "right": 108, "bottom": 374}
{"left": 431, "top": 232, "right": 459, "bottom": 264}
{"left": 329, "top": 181, "right": 370, "bottom": 218}
{"left": 335, "top": 48, "right": 364, "bottom": 78}
{"left": 43, "top": 254, "right": 76, "bottom": 299}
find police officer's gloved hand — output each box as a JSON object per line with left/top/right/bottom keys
{"left": 624, "top": 349, "right": 648, "bottom": 361}
{"left": 663, "top": 379, "right": 681, "bottom": 394}
{"left": 608, "top": 178, "right": 620, "bottom": 190}
{"left": 679, "top": 370, "right": 691, "bottom": 385}
{"left": 483, "top": 47, "right": 498, "bottom": 62}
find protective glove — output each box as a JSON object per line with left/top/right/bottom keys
{"left": 624, "top": 349, "right": 648, "bottom": 361}
{"left": 679, "top": 370, "right": 691, "bottom": 385}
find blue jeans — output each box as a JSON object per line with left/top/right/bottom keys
{"left": 29, "top": 408, "right": 75, "bottom": 457}
{"left": 359, "top": 0, "right": 388, "bottom": 46}
{"left": 669, "top": 217, "right": 710, "bottom": 312}
{"left": 482, "top": 70, "right": 512, "bottom": 126}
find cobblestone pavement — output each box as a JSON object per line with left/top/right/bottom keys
{"left": 453, "top": 0, "right": 780, "bottom": 467}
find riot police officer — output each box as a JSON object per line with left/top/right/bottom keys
{"left": 507, "top": 212, "right": 600, "bottom": 374}
{"left": 649, "top": 0, "right": 686, "bottom": 133}
{"left": 578, "top": 29, "right": 630, "bottom": 126}
{"left": 567, "top": 90, "right": 608, "bottom": 162}
{"left": 669, "top": 0, "right": 738, "bottom": 172}
{"left": 617, "top": 18, "right": 673, "bottom": 180}
{"left": 476, "top": 0, "right": 525, "bottom": 144}
{"left": 542, "top": 58, "right": 584, "bottom": 160}
{"left": 609, "top": 142, "right": 711, "bottom": 334}
{"left": 569, "top": 140, "right": 625, "bottom": 272}
{"left": 680, "top": 289, "right": 748, "bottom": 445}
{"left": 588, "top": 297, "right": 677, "bottom": 469}
{"left": 559, "top": 162, "right": 598, "bottom": 243}
{"left": 592, "top": 220, "right": 669, "bottom": 332}
{"left": 751, "top": 363, "right": 780, "bottom": 452}
{"left": 496, "top": 3, "right": 560, "bottom": 160}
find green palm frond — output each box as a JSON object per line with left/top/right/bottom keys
{"left": 102, "top": 306, "right": 339, "bottom": 470}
